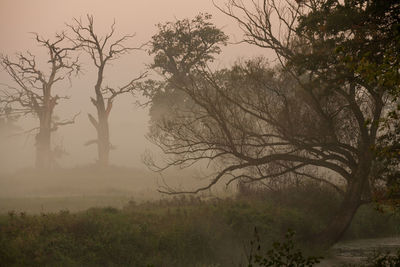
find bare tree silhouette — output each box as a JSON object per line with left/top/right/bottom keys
{"left": 68, "top": 15, "right": 146, "bottom": 166}
{"left": 0, "top": 32, "right": 80, "bottom": 168}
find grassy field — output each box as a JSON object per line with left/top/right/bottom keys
{"left": 0, "top": 166, "right": 163, "bottom": 214}
{"left": 0, "top": 178, "right": 399, "bottom": 266}
{"left": 0, "top": 195, "right": 133, "bottom": 214}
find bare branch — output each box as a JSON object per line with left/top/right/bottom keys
{"left": 51, "top": 112, "right": 80, "bottom": 131}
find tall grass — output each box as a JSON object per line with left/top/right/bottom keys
{"left": 0, "top": 183, "right": 399, "bottom": 266}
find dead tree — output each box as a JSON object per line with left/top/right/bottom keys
{"left": 68, "top": 15, "right": 145, "bottom": 166}
{"left": 0, "top": 33, "right": 80, "bottom": 169}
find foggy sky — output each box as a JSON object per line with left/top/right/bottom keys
{"left": 0, "top": 0, "right": 271, "bottom": 171}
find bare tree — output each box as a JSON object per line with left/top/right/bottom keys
{"left": 68, "top": 15, "right": 146, "bottom": 166}
{"left": 0, "top": 32, "right": 80, "bottom": 169}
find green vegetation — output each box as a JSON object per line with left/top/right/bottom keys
{"left": 1, "top": 184, "right": 399, "bottom": 266}
{"left": 247, "top": 229, "right": 322, "bottom": 267}
{"left": 364, "top": 250, "right": 400, "bottom": 267}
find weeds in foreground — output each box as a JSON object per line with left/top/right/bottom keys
{"left": 247, "top": 229, "right": 322, "bottom": 267}
{"left": 0, "top": 184, "right": 399, "bottom": 266}
{"left": 351, "top": 249, "right": 400, "bottom": 267}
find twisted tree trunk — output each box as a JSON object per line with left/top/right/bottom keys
{"left": 314, "top": 155, "right": 372, "bottom": 248}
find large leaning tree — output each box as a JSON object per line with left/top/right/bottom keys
{"left": 217, "top": 0, "right": 400, "bottom": 240}
{"left": 142, "top": 0, "right": 400, "bottom": 248}
{"left": 68, "top": 15, "right": 146, "bottom": 166}
{"left": 0, "top": 33, "right": 80, "bottom": 169}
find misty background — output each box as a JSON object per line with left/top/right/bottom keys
{"left": 0, "top": 0, "right": 270, "bottom": 172}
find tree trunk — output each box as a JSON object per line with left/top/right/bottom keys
{"left": 35, "top": 110, "right": 52, "bottom": 169}
{"left": 313, "top": 182, "right": 362, "bottom": 248}
{"left": 313, "top": 156, "right": 372, "bottom": 249}
{"left": 91, "top": 66, "right": 111, "bottom": 167}
{"left": 35, "top": 129, "right": 51, "bottom": 169}
{"left": 97, "top": 116, "right": 110, "bottom": 166}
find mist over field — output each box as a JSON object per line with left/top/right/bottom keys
{"left": 0, "top": 0, "right": 265, "bottom": 203}
{"left": 0, "top": 0, "right": 267, "bottom": 171}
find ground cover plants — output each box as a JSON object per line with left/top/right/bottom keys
{"left": 0, "top": 183, "right": 399, "bottom": 266}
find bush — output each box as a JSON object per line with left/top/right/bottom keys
{"left": 247, "top": 229, "right": 323, "bottom": 267}
{"left": 361, "top": 250, "right": 400, "bottom": 267}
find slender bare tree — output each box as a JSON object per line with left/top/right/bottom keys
{"left": 68, "top": 15, "right": 146, "bottom": 166}
{"left": 0, "top": 32, "right": 80, "bottom": 169}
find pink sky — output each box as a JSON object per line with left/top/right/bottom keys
{"left": 0, "top": 0, "right": 244, "bottom": 53}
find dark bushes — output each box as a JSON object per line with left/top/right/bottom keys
{"left": 0, "top": 184, "right": 399, "bottom": 266}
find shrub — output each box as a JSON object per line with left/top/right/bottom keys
{"left": 247, "top": 229, "right": 322, "bottom": 267}
{"left": 365, "top": 250, "right": 400, "bottom": 267}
